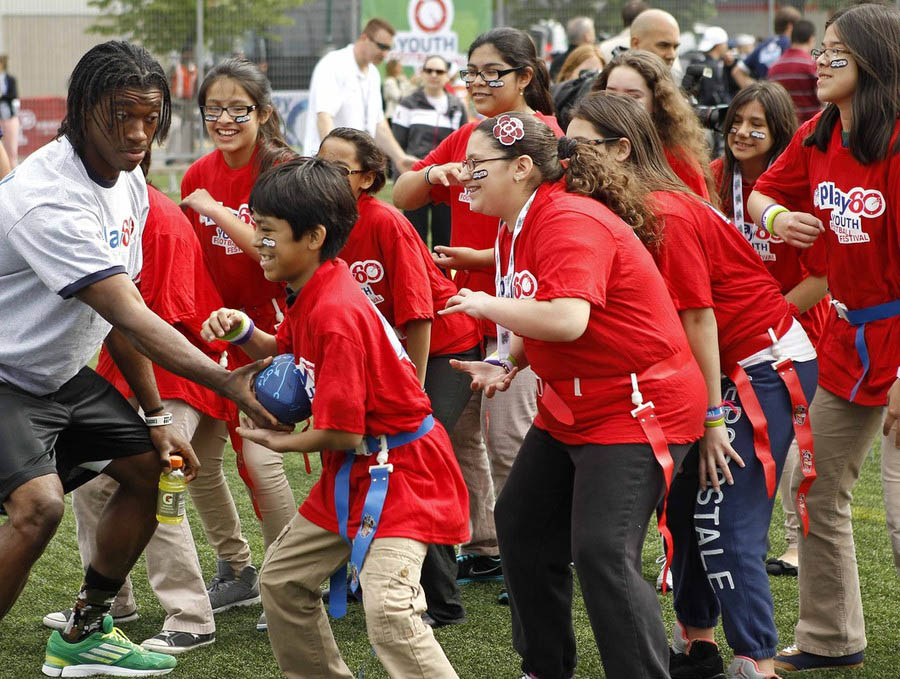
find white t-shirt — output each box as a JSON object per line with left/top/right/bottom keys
{"left": 302, "top": 44, "right": 385, "bottom": 155}
{"left": 0, "top": 136, "right": 148, "bottom": 395}
{"left": 424, "top": 93, "right": 449, "bottom": 115}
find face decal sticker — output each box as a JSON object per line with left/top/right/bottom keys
{"left": 487, "top": 80, "right": 505, "bottom": 88}
{"left": 471, "top": 168, "right": 489, "bottom": 180}
{"left": 261, "top": 237, "right": 276, "bottom": 248}
{"left": 830, "top": 58, "right": 849, "bottom": 68}
{"left": 749, "top": 130, "right": 767, "bottom": 140}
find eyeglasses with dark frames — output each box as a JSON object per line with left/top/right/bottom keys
{"left": 368, "top": 35, "right": 393, "bottom": 51}
{"left": 585, "top": 137, "right": 624, "bottom": 145}
{"left": 459, "top": 66, "right": 523, "bottom": 84}
{"left": 423, "top": 68, "right": 447, "bottom": 75}
{"left": 200, "top": 105, "right": 258, "bottom": 122}
{"left": 462, "top": 156, "right": 513, "bottom": 173}
{"left": 811, "top": 46, "right": 850, "bottom": 60}
{"left": 335, "top": 166, "right": 368, "bottom": 176}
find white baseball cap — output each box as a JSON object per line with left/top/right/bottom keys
{"left": 698, "top": 26, "right": 729, "bottom": 52}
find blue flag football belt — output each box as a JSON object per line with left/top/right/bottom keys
{"left": 328, "top": 414, "right": 435, "bottom": 619}
{"left": 832, "top": 298, "right": 900, "bottom": 402}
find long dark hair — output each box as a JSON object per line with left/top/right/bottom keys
{"left": 321, "top": 127, "right": 387, "bottom": 195}
{"left": 468, "top": 28, "right": 555, "bottom": 116}
{"left": 573, "top": 92, "right": 687, "bottom": 196}
{"left": 58, "top": 41, "right": 171, "bottom": 152}
{"left": 803, "top": 3, "right": 900, "bottom": 164}
{"left": 198, "top": 57, "right": 295, "bottom": 174}
{"left": 594, "top": 50, "right": 716, "bottom": 201}
{"left": 718, "top": 82, "right": 797, "bottom": 217}
{"left": 473, "top": 112, "right": 658, "bottom": 246}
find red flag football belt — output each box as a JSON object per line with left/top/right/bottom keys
{"left": 722, "top": 316, "right": 816, "bottom": 536}
{"left": 533, "top": 346, "right": 694, "bottom": 594}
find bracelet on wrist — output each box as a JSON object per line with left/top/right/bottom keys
{"left": 705, "top": 405, "right": 724, "bottom": 420}
{"left": 484, "top": 352, "right": 516, "bottom": 374}
{"left": 144, "top": 405, "right": 165, "bottom": 416}
{"left": 222, "top": 312, "right": 255, "bottom": 345}
{"left": 424, "top": 164, "right": 436, "bottom": 185}
{"left": 145, "top": 412, "right": 174, "bottom": 427}
{"left": 704, "top": 416, "right": 726, "bottom": 428}
{"left": 761, "top": 204, "right": 789, "bottom": 236}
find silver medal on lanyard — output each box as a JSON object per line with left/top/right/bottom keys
{"left": 493, "top": 190, "right": 538, "bottom": 361}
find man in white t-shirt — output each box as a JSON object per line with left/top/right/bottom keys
{"left": 0, "top": 40, "right": 277, "bottom": 675}
{"left": 303, "top": 18, "right": 417, "bottom": 172}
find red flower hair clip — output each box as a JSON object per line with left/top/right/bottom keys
{"left": 493, "top": 114, "right": 525, "bottom": 146}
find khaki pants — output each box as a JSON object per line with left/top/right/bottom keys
{"left": 451, "top": 338, "right": 537, "bottom": 556}
{"left": 789, "top": 387, "right": 900, "bottom": 656}
{"left": 260, "top": 513, "right": 458, "bottom": 679}
{"left": 72, "top": 399, "right": 217, "bottom": 633}
{"left": 779, "top": 441, "right": 801, "bottom": 548}
{"left": 235, "top": 439, "right": 297, "bottom": 549}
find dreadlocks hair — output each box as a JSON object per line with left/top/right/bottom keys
{"left": 58, "top": 41, "right": 171, "bottom": 152}
{"left": 199, "top": 56, "right": 296, "bottom": 175}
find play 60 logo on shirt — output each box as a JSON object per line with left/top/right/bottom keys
{"left": 814, "top": 181, "right": 884, "bottom": 244}
{"left": 350, "top": 259, "right": 385, "bottom": 305}
{"left": 108, "top": 216, "right": 136, "bottom": 248}
{"left": 200, "top": 202, "right": 252, "bottom": 254}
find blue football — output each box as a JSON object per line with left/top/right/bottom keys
{"left": 254, "top": 354, "right": 313, "bottom": 424}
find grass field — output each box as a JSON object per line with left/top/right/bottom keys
{"left": 2, "top": 437, "right": 897, "bottom": 678}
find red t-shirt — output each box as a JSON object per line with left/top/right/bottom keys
{"left": 497, "top": 180, "right": 705, "bottom": 445}
{"left": 666, "top": 147, "right": 710, "bottom": 200}
{"left": 276, "top": 259, "right": 469, "bottom": 544}
{"left": 650, "top": 190, "right": 796, "bottom": 367}
{"left": 754, "top": 116, "right": 900, "bottom": 404}
{"left": 414, "top": 112, "right": 564, "bottom": 335}
{"left": 341, "top": 195, "right": 480, "bottom": 356}
{"left": 711, "top": 158, "right": 828, "bottom": 345}
{"left": 181, "top": 148, "right": 286, "bottom": 358}
{"left": 95, "top": 185, "right": 236, "bottom": 422}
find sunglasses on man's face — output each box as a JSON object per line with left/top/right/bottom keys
{"left": 368, "top": 35, "right": 393, "bottom": 51}
{"left": 423, "top": 68, "right": 447, "bottom": 75}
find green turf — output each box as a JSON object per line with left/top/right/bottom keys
{"left": 2, "top": 437, "right": 897, "bottom": 678}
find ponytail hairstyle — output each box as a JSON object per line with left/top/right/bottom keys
{"left": 473, "top": 111, "right": 658, "bottom": 246}
{"left": 468, "top": 28, "right": 555, "bottom": 115}
{"left": 321, "top": 127, "right": 387, "bottom": 195}
{"left": 198, "top": 57, "right": 295, "bottom": 174}
{"left": 802, "top": 3, "right": 900, "bottom": 165}
{"left": 593, "top": 50, "right": 716, "bottom": 201}
{"left": 718, "top": 81, "right": 797, "bottom": 217}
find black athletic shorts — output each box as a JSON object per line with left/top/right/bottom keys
{"left": 0, "top": 367, "right": 153, "bottom": 506}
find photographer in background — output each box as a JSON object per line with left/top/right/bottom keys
{"left": 684, "top": 27, "right": 738, "bottom": 155}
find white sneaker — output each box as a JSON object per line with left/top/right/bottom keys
{"left": 256, "top": 611, "right": 267, "bottom": 632}
{"left": 41, "top": 607, "right": 139, "bottom": 631}
{"left": 728, "top": 656, "right": 781, "bottom": 679}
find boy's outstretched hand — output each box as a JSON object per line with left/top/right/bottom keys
{"left": 449, "top": 359, "right": 518, "bottom": 398}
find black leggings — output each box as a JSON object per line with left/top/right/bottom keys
{"left": 496, "top": 425, "right": 691, "bottom": 679}
{"left": 419, "top": 345, "right": 481, "bottom": 623}
{"left": 405, "top": 203, "right": 451, "bottom": 250}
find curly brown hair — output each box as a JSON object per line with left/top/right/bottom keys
{"left": 594, "top": 50, "right": 716, "bottom": 202}
{"left": 472, "top": 112, "right": 659, "bottom": 247}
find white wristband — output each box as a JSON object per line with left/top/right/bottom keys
{"left": 145, "top": 413, "right": 174, "bottom": 427}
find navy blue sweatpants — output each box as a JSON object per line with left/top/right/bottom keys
{"left": 668, "top": 357, "right": 817, "bottom": 659}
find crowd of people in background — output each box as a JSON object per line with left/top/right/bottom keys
{"left": 0, "top": 3, "right": 899, "bottom": 679}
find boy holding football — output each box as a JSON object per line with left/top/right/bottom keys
{"left": 201, "top": 156, "right": 468, "bottom": 679}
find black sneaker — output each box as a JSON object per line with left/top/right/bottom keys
{"left": 497, "top": 588, "right": 509, "bottom": 605}
{"left": 422, "top": 612, "right": 466, "bottom": 628}
{"left": 456, "top": 554, "right": 503, "bottom": 584}
{"left": 669, "top": 639, "right": 726, "bottom": 679}
{"left": 140, "top": 630, "right": 215, "bottom": 655}
{"left": 206, "top": 560, "right": 260, "bottom": 613}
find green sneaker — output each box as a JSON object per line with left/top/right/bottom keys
{"left": 42, "top": 614, "right": 176, "bottom": 677}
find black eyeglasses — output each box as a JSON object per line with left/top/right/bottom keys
{"left": 811, "top": 46, "right": 849, "bottom": 60}
{"left": 459, "top": 67, "right": 522, "bottom": 84}
{"left": 368, "top": 35, "right": 393, "bottom": 51}
{"left": 586, "top": 137, "right": 623, "bottom": 145}
{"left": 462, "top": 156, "right": 512, "bottom": 173}
{"left": 200, "top": 105, "right": 258, "bottom": 122}
{"left": 423, "top": 68, "right": 447, "bottom": 75}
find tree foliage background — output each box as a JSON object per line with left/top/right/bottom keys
{"left": 87, "top": 0, "right": 304, "bottom": 58}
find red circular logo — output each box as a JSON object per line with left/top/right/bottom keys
{"left": 413, "top": 0, "right": 449, "bottom": 33}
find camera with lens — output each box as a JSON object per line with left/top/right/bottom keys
{"left": 681, "top": 62, "right": 730, "bottom": 131}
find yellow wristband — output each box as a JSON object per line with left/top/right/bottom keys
{"left": 704, "top": 416, "right": 726, "bottom": 428}
{"left": 763, "top": 205, "right": 789, "bottom": 236}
